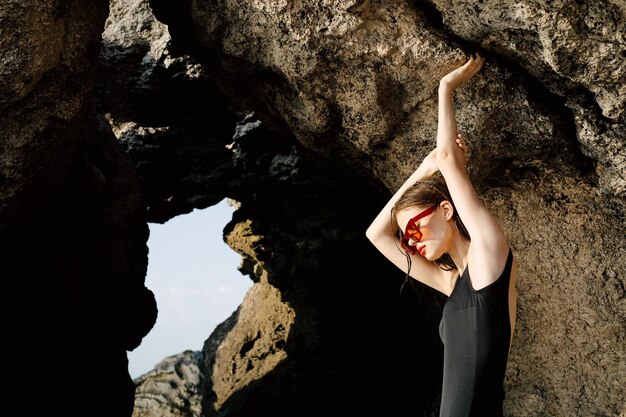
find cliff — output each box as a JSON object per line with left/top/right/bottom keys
{"left": 1, "top": 0, "right": 624, "bottom": 416}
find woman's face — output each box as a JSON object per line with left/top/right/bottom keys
{"left": 397, "top": 204, "right": 452, "bottom": 260}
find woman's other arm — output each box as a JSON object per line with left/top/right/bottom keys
{"left": 366, "top": 148, "right": 451, "bottom": 294}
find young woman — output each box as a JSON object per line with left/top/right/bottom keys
{"left": 366, "top": 53, "right": 518, "bottom": 417}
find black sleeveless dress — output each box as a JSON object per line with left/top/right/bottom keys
{"left": 438, "top": 249, "right": 513, "bottom": 417}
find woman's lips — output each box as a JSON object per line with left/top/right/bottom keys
{"left": 417, "top": 245, "right": 426, "bottom": 256}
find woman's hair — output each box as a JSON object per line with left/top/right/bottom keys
{"left": 391, "top": 173, "right": 470, "bottom": 272}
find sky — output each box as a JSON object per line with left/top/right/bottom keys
{"left": 127, "top": 199, "right": 253, "bottom": 379}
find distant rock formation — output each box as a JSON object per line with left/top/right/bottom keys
{"left": 2, "top": 0, "right": 624, "bottom": 417}
{"left": 132, "top": 350, "right": 204, "bottom": 417}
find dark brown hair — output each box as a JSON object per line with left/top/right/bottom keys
{"left": 391, "top": 173, "right": 470, "bottom": 271}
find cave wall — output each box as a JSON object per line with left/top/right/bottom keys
{"left": 1, "top": 0, "right": 107, "bottom": 267}
{"left": 143, "top": 0, "right": 626, "bottom": 416}
{"left": 2, "top": 2, "right": 156, "bottom": 416}
{"left": 2, "top": 1, "right": 624, "bottom": 417}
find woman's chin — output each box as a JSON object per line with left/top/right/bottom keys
{"left": 420, "top": 249, "right": 433, "bottom": 261}
{"left": 424, "top": 248, "right": 443, "bottom": 262}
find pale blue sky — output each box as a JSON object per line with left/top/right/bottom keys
{"left": 127, "top": 199, "right": 252, "bottom": 379}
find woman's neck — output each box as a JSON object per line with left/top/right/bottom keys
{"left": 448, "top": 235, "right": 470, "bottom": 273}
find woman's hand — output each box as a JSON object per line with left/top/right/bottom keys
{"left": 439, "top": 53, "right": 485, "bottom": 92}
{"left": 421, "top": 133, "right": 468, "bottom": 174}
{"left": 455, "top": 132, "right": 470, "bottom": 165}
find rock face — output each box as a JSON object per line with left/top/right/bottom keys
{"left": 2, "top": 1, "right": 625, "bottom": 417}
{"left": 132, "top": 350, "right": 204, "bottom": 417}
{"left": 1, "top": 0, "right": 107, "bottom": 267}
{"left": 2, "top": 1, "right": 156, "bottom": 416}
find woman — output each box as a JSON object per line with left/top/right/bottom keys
{"left": 366, "top": 53, "right": 518, "bottom": 417}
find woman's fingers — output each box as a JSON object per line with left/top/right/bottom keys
{"left": 441, "top": 53, "right": 485, "bottom": 90}
{"left": 456, "top": 132, "right": 471, "bottom": 162}
{"left": 467, "top": 53, "right": 484, "bottom": 75}
{"left": 456, "top": 132, "right": 469, "bottom": 155}
{"left": 460, "top": 53, "right": 484, "bottom": 81}
{"left": 455, "top": 132, "right": 465, "bottom": 147}
{"left": 472, "top": 54, "right": 485, "bottom": 72}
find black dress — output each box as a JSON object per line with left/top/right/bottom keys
{"left": 438, "top": 249, "right": 514, "bottom": 417}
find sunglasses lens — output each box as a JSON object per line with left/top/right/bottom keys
{"left": 401, "top": 230, "right": 420, "bottom": 254}
{"left": 403, "top": 241, "right": 417, "bottom": 255}
{"left": 406, "top": 227, "right": 422, "bottom": 242}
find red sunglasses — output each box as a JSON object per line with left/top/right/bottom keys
{"left": 400, "top": 205, "right": 437, "bottom": 255}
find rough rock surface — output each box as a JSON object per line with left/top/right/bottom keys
{"left": 132, "top": 350, "right": 204, "bottom": 417}
{"left": 144, "top": 0, "right": 625, "bottom": 416}
{"left": 1, "top": 0, "right": 108, "bottom": 267}
{"left": 2, "top": 1, "right": 156, "bottom": 416}
{"left": 2, "top": 1, "right": 625, "bottom": 417}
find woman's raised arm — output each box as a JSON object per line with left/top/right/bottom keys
{"left": 435, "top": 53, "right": 509, "bottom": 289}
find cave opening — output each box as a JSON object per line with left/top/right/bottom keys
{"left": 128, "top": 198, "right": 252, "bottom": 379}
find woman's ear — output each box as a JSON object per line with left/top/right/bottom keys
{"left": 440, "top": 200, "right": 455, "bottom": 221}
